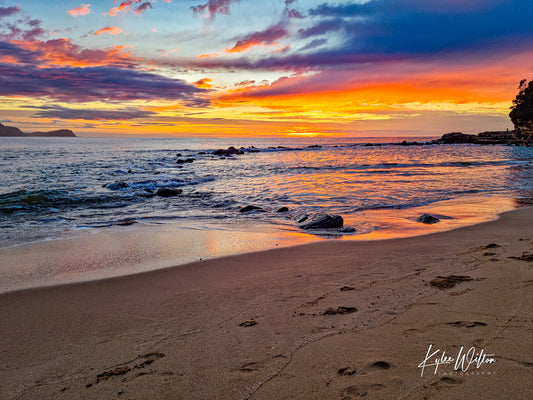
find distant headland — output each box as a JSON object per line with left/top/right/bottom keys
{"left": 0, "top": 123, "right": 76, "bottom": 137}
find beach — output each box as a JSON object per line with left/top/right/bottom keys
{"left": 1, "top": 206, "right": 531, "bottom": 399}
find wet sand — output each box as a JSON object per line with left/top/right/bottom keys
{"left": 0, "top": 207, "right": 532, "bottom": 399}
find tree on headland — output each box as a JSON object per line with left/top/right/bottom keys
{"left": 509, "top": 79, "right": 533, "bottom": 142}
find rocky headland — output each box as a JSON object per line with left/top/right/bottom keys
{"left": 0, "top": 123, "right": 76, "bottom": 137}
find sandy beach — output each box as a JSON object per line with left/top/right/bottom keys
{"left": 1, "top": 207, "right": 532, "bottom": 399}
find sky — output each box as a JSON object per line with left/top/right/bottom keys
{"left": 1, "top": 0, "right": 532, "bottom": 137}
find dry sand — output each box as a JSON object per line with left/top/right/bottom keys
{"left": 1, "top": 207, "right": 532, "bottom": 399}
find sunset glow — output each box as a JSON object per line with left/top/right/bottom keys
{"left": 1, "top": 0, "right": 532, "bottom": 137}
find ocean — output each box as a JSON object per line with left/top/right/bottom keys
{"left": 1, "top": 136, "right": 532, "bottom": 291}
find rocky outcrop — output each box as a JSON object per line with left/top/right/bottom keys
{"left": 295, "top": 213, "right": 344, "bottom": 229}
{"left": 0, "top": 123, "right": 24, "bottom": 137}
{"left": 29, "top": 129, "right": 76, "bottom": 137}
{"left": 0, "top": 123, "right": 76, "bottom": 137}
{"left": 213, "top": 146, "right": 243, "bottom": 156}
{"left": 432, "top": 131, "right": 525, "bottom": 145}
{"left": 416, "top": 214, "right": 440, "bottom": 224}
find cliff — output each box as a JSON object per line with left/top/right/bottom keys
{"left": 0, "top": 123, "right": 76, "bottom": 137}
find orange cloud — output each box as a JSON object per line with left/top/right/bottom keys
{"left": 94, "top": 26, "right": 123, "bottom": 36}
{"left": 196, "top": 53, "right": 220, "bottom": 58}
{"left": 11, "top": 38, "right": 141, "bottom": 68}
{"left": 194, "top": 78, "right": 213, "bottom": 89}
{"left": 67, "top": 4, "right": 91, "bottom": 17}
{"left": 224, "top": 24, "right": 287, "bottom": 54}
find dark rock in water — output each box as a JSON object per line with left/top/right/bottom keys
{"left": 247, "top": 149, "right": 261, "bottom": 153}
{"left": 198, "top": 151, "right": 207, "bottom": 155}
{"left": 239, "top": 205, "right": 265, "bottom": 213}
{"left": 156, "top": 188, "right": 182, "bottom": 197}
{"left": 277, "top": 206, "right": 289, "bottom": 212}
{"left": 176, "top": 158, "right": 195, "bottom": 164}
{"left": 338, "top": 227, "right": 356, "bottom": 233}
{"left": 307, "top": 144, "right": 322, "bottom": 148}
{"left": 105, "top": 181, "right": 129, "bottom": 190}
{"left": 436, "top": 132, "right": 478, "bottom": 144}
{"left": 213, "top": 146, "right": 244, "bottom": 156}
{"left": 293, "top": 213, "right": 309, "bottom": 223}
{"left": 298, "top": 213, "right": 344, "bottom": 229}
{"left": 432, "top": 131, "right": 525, "bottom": 145}
{"left": 416, "top": 214, "right": 440, "bottom": 224}
{"left": 115, "top": 218, "right": 136, "bottom": 226}
{"left": 176, "top": 153, "right": 182, "bottom": 157}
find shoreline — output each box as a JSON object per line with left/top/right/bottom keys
{"left": 0, "top": 194, "right": 522, "bottom": 294}
{"left": 1, "top": 206, "right": 531, "bottom": 399}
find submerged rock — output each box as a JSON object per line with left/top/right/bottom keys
{"left": 297, "top": 213, "right": 344, "bottom": 229}
{"left": 213, "top": 146, "right": 244, "bottom": 156}
{"left": 416, "top": 214, "right": 440, "bottom": 224}
{"left": 338, "top": 227, "right": 356, "bottom": 233}
{"left": 156, "top": 188, "right": 182, "bottom": 197}
{"left": 176, "top": 158, "right": 195, "bottom": 164}
{"left": 277, "top": 206, "right": 289, "bottom": 212}
{"left": 239, "top": 205, "right": 265, "bottom": 213}
{"left": 105, "top": 181, "right": 129, "bottom": 190}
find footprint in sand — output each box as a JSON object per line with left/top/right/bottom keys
{"left": 239, "top": 320, "right": 257, "bottom": 327}
{"left": 368, "top": 361, "right": 391, "bottom": 370}
{"left": 431, "top": 376, "right": 463, "bottom": 390}
{"left": 429, "top": 275, "right": 473, "bottom": 290}
{"left": 340, "top": 383, "right": 385, "bottom": 399}
{"left": 322, "top": 306, "right": 357, "bottom": 315}
{"left": 337, "top": 367, "right": 356, "bottom": 376}
{"left": 340, "top": 286, "right": 355, "bottom": 291}
{"left": 448, "top": 321, "right": 487, "bottom": 328}
{"left": 88, "top": 353, "right": 165, "bottom": 386}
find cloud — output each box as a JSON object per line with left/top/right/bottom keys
{"left": 224, "top": 24, "right": 288, "bottom": 53}
{"left": 194, "top": 78, "right": 213, "bottom": 89}
{"left": 191, "top": 0, "right": 239, "bottom": 18}
{"left": 298, "top": 38, "right": 328, "bottom": 52}
{"left": 94, "top": 26, "right": 123, "bottom": 36}
{"left": 0, "top": 17, "right": 47, "bottom": 41}
{"left": 134, "top": 2, "right": 153, "bottom": 15}
{"left": 67, "top": 4, "right": 91, "bottom": 17}
{"left": 105, "top": 0, "right": 166, "bottom": 16}
{"left": 0, "top": 6, "right": 20, "bottom": 17}
{"left": 10, "top": 39, "right": 139, "bottom": 68}
{"left": 27, "top": 105, "right": 157, "bottom": 121}
{"left": 305, "top": 0, "right": 533, "bottom": 55}
{"left": 0, "top": 62, "right": 209, "bottom": 105}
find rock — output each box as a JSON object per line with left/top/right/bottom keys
{"left": 239, "top": 205, "right": 265, "bottom": 213}
{"left": 298, "top": 213, "right": 344, "bottom": 229}
{"left": 176, "top": 158, "right": 194, "bottom": 164}
{"left": 416, "top": 214, "right": 440, "bottom": 224}
{"left": 176, "top": 153, "right": 182, "bottom": 157}
{"left": 338, "top": 227, "right": 356, "bottom": 233}
{"left": 105, "top": 181, "right": 129, "bottom": 190}
{"left": 277, "top": 206, "right": 289, "bottom": 213}
{"left": 307, "top": 144, "right": 322, "bottom": 148}
{"left": 156, "top": 188, "right": 182, "bottom": 197}
{"left": 213, "top": 146, "right": 244, "bottom": 156}
{"left": 292, "top": 213, "right": 309, "bottom": 223}
{"left": 435, "top": 132, "right": 478, "bottom": 144}
{"left": 247, "top": 149, "right": 261, "bottom": 153}
{"left": 198, "top": 151, "right": 207, "bottom": 155}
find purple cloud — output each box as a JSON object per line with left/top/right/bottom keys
{"left": 0, "top": 61, "right": 209, "bottom": 106}
{"left": 0, "top": 6, "right": 20, "bottom": 17}
{"left": 191, "top": 0, "right": 239, "bottom": 18}
{"left": 26, "top": 105, "right": 157, "bottom": 121}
